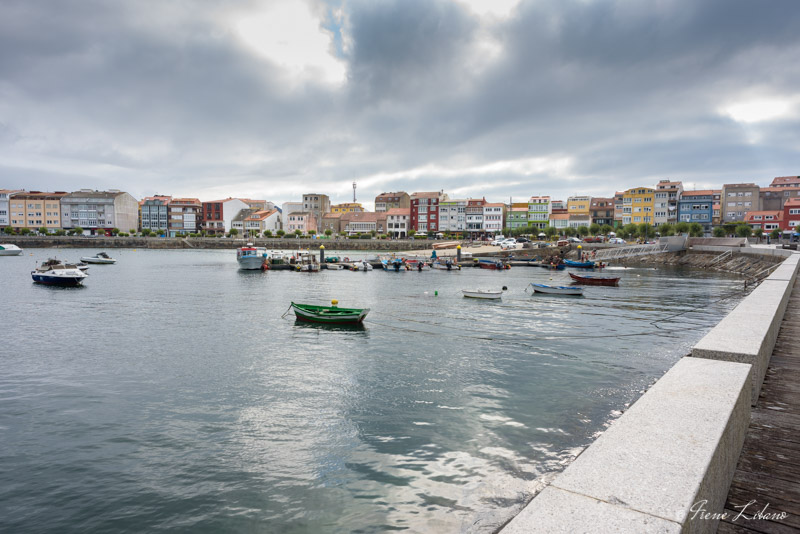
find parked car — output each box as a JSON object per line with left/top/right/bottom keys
{"left": 609, "top": 237, "right": 626, "bottom": 244}
{"left": 500, "top": 241, "right": 520, "bottom": 250}
{"left": 516, "top": 237, "right": 530, "bottom": 243}
{"left": 568, "top": 237, "right": 582, "bottom": 243}
{"left": 582, "top": 236, "right": 604, "bottom": 243}
{"left": 491, "top": 238, "right": 504, "bottom": 246}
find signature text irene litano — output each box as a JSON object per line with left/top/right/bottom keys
{"left": 690, "top": 499, "right": 788, "bottom": 522}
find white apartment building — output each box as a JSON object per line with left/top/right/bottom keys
{"left": 438, "top": 199, "right": 467, "bottom": 233}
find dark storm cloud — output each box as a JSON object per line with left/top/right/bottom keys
{"left": 0, "top": 0, "right": 798, "bottom": 203}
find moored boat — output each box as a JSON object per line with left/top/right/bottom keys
{"left": 528, "top": 283, "right": 583, "bottom": 296}
{"left": 462, "top": 289, "right": 503, "bottom": 299}
{"left": 407, "top": 259, "right": 431, "bottom": 271}
{"left": 31, "top": 259, "right": 88, "bottom": 286}
{"left": 382, "top": 258, "right": 408, "bottom": 271}
{"left": 80, "top": 252, "right": 116, "bottom": 264}
{"left": 237, "top": 243, "right": 267, "bottom": 270}
{"left": 563, "top": 259, "right": 604, "bottom": 269}
{"left": 350, "top": 260, "right": 374, "bottom": 271}
{"left": 291, "top": 301, "right": 370, "bottom": 324}
{"left": 568, "top": 272, "right": 620, "bottom": 286}
{"left": 538, "top": 261, "right": 566, "bottom": 270}
{"left": 477, "top": 259, "right": 510, "bottom": 270}
{"left": 0, "top": 244, "right": 23, "bottom": 256}
{"left": 432, "top": 259, "right": 460, "bottom": 270}
{"left": 295, "top": 253, "right": 320, "bottom": 272}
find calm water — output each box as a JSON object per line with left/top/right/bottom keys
{"left": 0, "top": 248, "right": 743, "bottom": 533}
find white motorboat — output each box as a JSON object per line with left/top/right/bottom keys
{"left": 32, "top": 259, "right": 88, "bottom": 286}
{"left": 528, "top": 283, "right": 583, "bottom": 296}
{"left": 237, "top": 244, "right": 267, "bottom": 270}
{"left": 295, "top": 254, "right": 320, "bottom": 272}
{"left": 462, "top": 289, "right": 503, "bottom": 300}
{"left": 350, "top": 260, "right": 374, "bottom": 271}
{"left": 432, "top": 260, "right": 460, "bottom": 270}
{"left": 326, "top": 263, "right": 344, "bottom": 270}
{"left": 80, "top": 252, "right": 117, "bottom": 264}
{"left": 0, "top": 244, "right": 23, "bottom": 256}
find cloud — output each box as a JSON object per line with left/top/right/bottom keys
{"left": 0, "top": 0, "right": 798, "bottom": 205}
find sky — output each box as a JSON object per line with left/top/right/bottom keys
{"left": 1, "top": 0, "right": 799, "bottom": 209}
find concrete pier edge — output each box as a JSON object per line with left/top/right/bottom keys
{"left": 500, "top": 252, "right": 800, "bottom": 533}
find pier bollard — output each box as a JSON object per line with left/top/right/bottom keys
{"left": 457, "top": 245, "right": 461, "bottom": 263}
{"left": 319, "top": 245, "right": 325, "bottom": 265}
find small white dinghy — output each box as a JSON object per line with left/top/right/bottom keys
{"left": 462, "top": 289, "right": 503, "bottom": 300}
{"left": 528, "top": 283, "right": 583, "bottom": 296}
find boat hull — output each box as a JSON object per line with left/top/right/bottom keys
{"left": 80, "top": 257, "right": 116, "bottom": 264}
{"left": 291, "top": 303, "right": 369, "bottom": 324}
{"left": 0, "top": 245, "right": 23, "bottom": 256}
{"left": 568, "top": 272, "right": 620, "bottom": 286}
{"left": 237, "top": 256, "right": 265, "bottom": 270}
{"left": 530, "top": 283, "right": 583, "bottom": 295}
{"left": 462, "top": 290, "right": 502, "bottom": 299}
{"left": 32, "top": 272, "right": 86, "bottom": 286}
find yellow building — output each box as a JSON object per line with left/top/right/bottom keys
{"left": 8, "top": 191, "right": 68, "bottom": 231}
{"left": 567, "top": 196, "right": 592, "bottom": 216}
{"left": 330, "top": 203, "right": 364, "bottom": 214}
{"left": 621, "top": 187, "right": 655, "bottom": 225}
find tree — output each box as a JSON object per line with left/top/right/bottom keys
{"left": 577, "top": 225, "right": 589, "bottom": 237}
{"left": 141, "top": 228, "right": 152, "bottom": 237}
{"left": 600, "top": 224, "right": 613, "bottom": 236}
{"left": 264, "top": 230, "right": 273, "bottom": 238}
{"left": 229, "top": 228, "right": 239, "bottom": 237}
{"left": 589, "top": 223, "right": 601, "bottom": 236}
{"left": 735, "top": 224, "right": 752, "bottom": 238}
{"left": 309, "top": 229, "right": 317, "bottom": 236}
{"left": 544, "top": 226, "right": 558, "bottom": 240}
{"left": 294, "top": 229, "right": 302, "bottom": 237}
{"left": 38, "top": 226, "right": 49, "bottom": 235}
{"left": 659, "top": 223, "right": 674, "bottom": 236}
{"left": 73, "top": 226, "right": 84, "bottom": 235}
{"left": 564, "top": 227, "right": 576, "bottom": 237}
{"left": 3, "top": 226, "right": 13, "bottom": 235}
{"left": 129, "top": 229, "right": 137, "bottom": 235}
{"left": 111, "top": 228, "right": 120, "bottom": 236}
{"left": 675, "top": 222, "right": 690, "bottom": 235}
{"left": 20, "top": 227, "right": 32, "bottom": 235}
{"left": 408, "top": 229, "right": 416, "bottom": 238}
{"left": 324, "top": 229, "right": 332, "bottom": 237}
{"left": 54, "top": 229, "right": 66, "bottom": 236}
{"left": 638, "top": 223, "right": 654, "bottom": 239}
{"left": 770, "top": 229, "right": 781, "bottom": 239}
{"left": 370, "top": 230, "right": 377, "bottom": 237}
{"left": 688, "top": 222, "right": 704, "bottom": 237}
{"left": 713, "top": 226, "right": 726, "bottom": 238}
{"left": 754, "top": 228, "right": 764, "bottom": 242}
{"left": 276, "top": 229, "right": 285, "bottom": 237}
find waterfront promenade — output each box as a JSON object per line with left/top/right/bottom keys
{"left": 719, "top": 276, "right": 800, "bottom": 533}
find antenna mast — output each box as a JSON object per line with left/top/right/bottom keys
{"left": 353, "top": 181, "right": 357, "bottom": 203}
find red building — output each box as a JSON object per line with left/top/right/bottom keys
{"left": 744, "top": 210, "right": 783, "bottom": 232}
{"left": 410, "top": 191, "right": 446, "bottom": 233}
{"left": 783, "top": 198, "right": 800, "bottom": 234}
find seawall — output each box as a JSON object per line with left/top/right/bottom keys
{"left": 500, "top": 251, "right": 800, "bottom": 533}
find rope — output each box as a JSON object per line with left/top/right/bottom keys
{"left": 280, "top": 304, "right": 294, "bottom": 319}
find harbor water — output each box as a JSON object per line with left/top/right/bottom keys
{"left": 0, "top": 248, "right": 744, "bottom": 533}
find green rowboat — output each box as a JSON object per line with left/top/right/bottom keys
{"left": 291, "top": 302, "right": 370, "bottom": 324}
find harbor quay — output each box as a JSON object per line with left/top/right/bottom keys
{"left": 501, "top": 249, "right": 800, "bottom": 533}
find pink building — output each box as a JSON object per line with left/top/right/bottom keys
{"left": 285, "top": 212, "right": 317, "bottom": 234}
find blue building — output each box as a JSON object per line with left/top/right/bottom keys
{"left": 677, "top": 190, "right": 714, "bottom": 234}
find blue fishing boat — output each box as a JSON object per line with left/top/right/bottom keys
{"left": 564, "top": 259, "right": 603, "bottom": 269}
{"left": 381, "top": 258, "right": 407, "bottom": 272}
{"left": 527, "top": 283, "right": 583, "bottom": 296}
